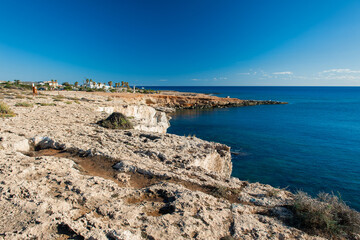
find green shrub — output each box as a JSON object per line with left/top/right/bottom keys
{"left": 292, "top": 191, "right": 360, "bottom": 238}
{"left": 0, "top": 101, "right": 16, "bottom": 117}
{"left": 65, "top": 101, "right": 72, "bottom": 104}
{"left": 15, "top": 102, "right": 33, "bottom": 107}
{"left": 97, "top": 112, "right": 133, "bottom": 129}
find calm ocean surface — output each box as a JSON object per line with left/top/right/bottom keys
{"left": 145, "top": 86, "right": 360, "bottom": 210}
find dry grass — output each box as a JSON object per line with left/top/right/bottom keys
{"left": 291, "top": 191, "right": 360, "bottom": 239}
{"left": 37, "top": 103, "right": 56, "bottom": 106}
{"left": 15, "top": 102, "right": 33, "bottom": 107}
{"left": 53, "top": 94, "right": 65, "bottom": 99}
{"left": 15, "top": 94, "right": 25, "bottom": 99}
{"left": 67, "top": 97, "right": 79, "bottom": 101}
{"left": 0, "top": 101, "right": 16, "bottom": 117}
{"left": 53, "top": 95, "right": 65, "bottom": 101}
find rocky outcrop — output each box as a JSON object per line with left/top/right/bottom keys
{"left": 97, "top": 105, "right": 170, "bottom": 134}
{"left": 0, "top": 89, "right": 331, "bottom": 240}
{"left": 91, "top": 90, "right": 287, "bottom": 110}
{"left": 115, "top": 105, "right": 170, "bottom": 134}
{"left": 146, "top": 94, "right": 287, "bottom": 109}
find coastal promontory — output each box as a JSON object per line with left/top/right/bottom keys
{"left": 0, "top": 89, "right": 358, "bottom": 240}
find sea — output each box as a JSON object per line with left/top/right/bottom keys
{"left": 144, "top": 86, "right": 360, "bottom": 211}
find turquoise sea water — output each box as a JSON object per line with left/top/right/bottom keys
{"left": 145, "top": 86, "right": 360, "bottom": 211}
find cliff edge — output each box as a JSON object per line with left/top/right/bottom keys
{"left": 1, "top": 90, "right": 356, "bottom": 240}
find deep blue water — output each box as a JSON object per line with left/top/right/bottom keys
{"left": 145, "top": 86, "right": 360, "bottom": 211}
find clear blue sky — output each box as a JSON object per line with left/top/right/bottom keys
{"left": 1, "top": 0, "right": 360, "bottom": 86}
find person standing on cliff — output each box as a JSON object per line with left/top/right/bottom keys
{"left": 32, "top": 83, "right": 38, "bottom": 97}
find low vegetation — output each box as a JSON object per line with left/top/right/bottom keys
{"left": 0, "top": 101, "right": 16, "bottom": 117}
{"left": 53, "top": 95, "right": 65, "bottom": 100}
{"left": 15, "top": 102, "right": 33, "bottom": 107}
{"left": 15, "top": 94, "right": 25, "bottom": 99}
{"left": 140, "top": 89, "right": 159, "bottom": 94}
{"left": 291, "top": 191, "right": 360, "bottom": 238}
{"left": 37, "top": 103, "right": 56, "bottom": 106}
{"left": 267, "top": 188, "right": 284, "bottom": 197}
{"left": 67, "top": 97, "right": 79, "bottom": 101}
{"left": 97, "top": 112, "right": 133, "bottom": 129}
{"left": 0, "top": 81, "right": 33, "bottom": 90}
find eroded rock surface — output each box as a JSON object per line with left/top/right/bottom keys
{"left": 0, "top": 90, "right": 325, "bottom": 240}
{"left": 97, "top": 105, "right": 170, "bottom": 134}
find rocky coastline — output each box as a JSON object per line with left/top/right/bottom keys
{"left": 92, "top": 90, "right": 287, "bottom": 110}
{"left": 0, "top": 89, "right": 358, "bottom": 239}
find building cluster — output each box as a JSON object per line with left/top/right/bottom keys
{"left": 5, "top": 79, "right": 134, "bottom": 92}
{"left": 39, "top": 80, "right": 61, "bottom": 88}
{"left": 82, "top": 81, "right": 111, "bottom": 90}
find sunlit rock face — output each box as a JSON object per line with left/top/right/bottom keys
{"left": 97, "top": 105, "right": 170, "bottom": 134}
{"left": 116, "top": 105, "right": 170, "bottom": 134}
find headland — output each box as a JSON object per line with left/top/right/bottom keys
{"left": 0, "top": 88, "right": 358, "bottom": 240}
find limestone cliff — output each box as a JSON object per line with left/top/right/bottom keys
{"left": 0, "top": 90, "right": 334, "bottom": 240}
{"left": 92, "top": 91, "right": 287, "bottom": 110}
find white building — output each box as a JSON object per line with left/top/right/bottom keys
{"left": 82, "top": 82, "right": 110, "bottom": 90}
{"left": 39, "top": 81, "right": 60, "bottom": 88}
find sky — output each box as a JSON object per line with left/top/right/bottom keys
{"left": 1, "top": 0, "right": 360, "bottom": 86}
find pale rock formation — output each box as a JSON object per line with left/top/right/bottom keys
{"left": 0, "top": 134, "right": 30, "bottom": 152}
{"left": 97, "top": 106, "right": 114, "bottom": 114}
{"left": 115, "top": 105, "right": 170, "bottom": 134}
{"left": 97, "top": 105, "right": 170, "bottom": 134}
{"left": 0, "top": 90, "right": 331, "bottom": 240}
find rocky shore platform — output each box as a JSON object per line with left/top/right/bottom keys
{"left": 92, "top": 90, "right": 287, "bottom": 109}
{"left": 0, "top": 89, "right": 356, "bottom": 240}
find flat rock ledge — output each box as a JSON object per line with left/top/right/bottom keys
{"left": 0, "top": 90, "right": 325, "bottom": 240}
{"left": 91, "top": 91, "right": 287, "bottom": 110}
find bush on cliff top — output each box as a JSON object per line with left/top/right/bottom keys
{"left": 97, "top": 112, "right": 133, "bottom": 129}
{"left": 292, "top": 191, "right": 360, "bottom": 238}
{"left": 0, "top": 101, "right": 16, "bottom": 117}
